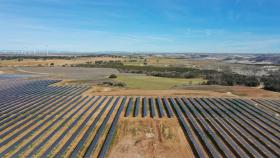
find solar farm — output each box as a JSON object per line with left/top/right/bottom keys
{"left": 0, "top": 78, "right": 280, "bottom": 158}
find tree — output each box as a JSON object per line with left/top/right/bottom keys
{"left": 144, "top": 58, "right": 148, "bottom": 65}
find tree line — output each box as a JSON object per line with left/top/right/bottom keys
{"left": 75, "top": 62, "right": 262, "bottom": 88}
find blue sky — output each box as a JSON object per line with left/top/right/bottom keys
{"left": 0, "top": 0, "right": 280, "bottom": 53}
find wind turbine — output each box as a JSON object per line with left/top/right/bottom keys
{"left": 46, "top": 45, "right": 49, "bottom": 56}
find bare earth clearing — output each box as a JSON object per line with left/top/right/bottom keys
{"left": 17, "top": 67, "right": 119, "bottom": 80}
{"left": 108, "top": 118, "right": 194, "bottom": 158}
{"left": 83, "top": 85, "right": 280, "bottom": 99}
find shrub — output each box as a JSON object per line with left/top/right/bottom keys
{"left": 102, "top": 81, "right": 114, "bottom": 86}
{"left": 115, "top": 82, "right": 126, "bottom": 87}
{"left": 109, "top": 74, "right": 117, "bottom": 78}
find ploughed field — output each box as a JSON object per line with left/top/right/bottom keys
{"left": 0, "top": 79, "right": 280, "bottom": 158}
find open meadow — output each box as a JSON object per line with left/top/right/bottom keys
{"left": 114, "top": 75, "right": 206, "bottom": 90}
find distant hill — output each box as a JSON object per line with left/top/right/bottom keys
{"left": 253, "top": 55, "right": 280, "bottom": 64}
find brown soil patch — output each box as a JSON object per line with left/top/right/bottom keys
{"left": 83, "top": 85, "right": 280, "bottom": 99}
{"left": 107, "top": 118, "right": 194, "bottom": 158}
{"left": 0, "top": 67, "right": 26, "bottom": 74}
{"left": 53, "top": 80, "right": 93, "bottom": 86}
{"left": 179, "top": 85, "right": 280, "bottom": 98}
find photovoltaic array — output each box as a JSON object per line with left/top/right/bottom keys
{"left": 0, "top": 79, "right": 279, "bottom": 157}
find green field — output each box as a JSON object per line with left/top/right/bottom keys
{"left": 114, "top": 75, "right": 206, "bottom": 90}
